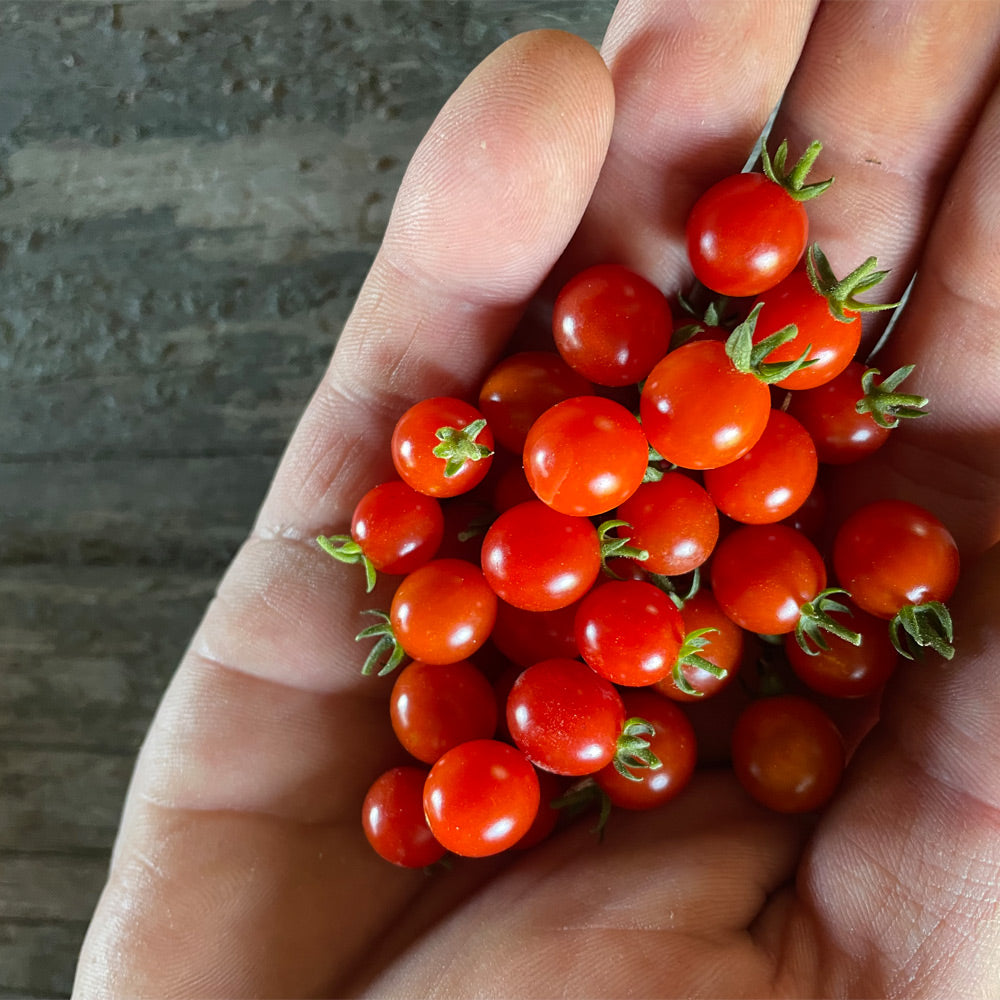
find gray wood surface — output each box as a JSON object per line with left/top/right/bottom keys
{"left": 0, "top": 1, "right": 616, "bottom": 994}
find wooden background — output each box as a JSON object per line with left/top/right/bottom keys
{"left": 0, "top": 1, "right": 615, "bottom": 994}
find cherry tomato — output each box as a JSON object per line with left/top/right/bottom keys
{"left": 477, "top": 351, "right": 594, "bottom": 453}
{"left": 731, "top": 695, "right": 844, "bottom": 813}
{"left": 640, "top": 340, "right": 771, "bottom": 470}
{"left": 614, "top": 472, "right": 719, "bottom": 575}
{"left": 391, "top": 396, "right": 494, "bottom": 497}
{"left": 784, "top": 601, "right": 898, "bottom": 699}
{"left": 507, "top": 658, "right": 626, "bottom": 776}
{"left": 423, "top": 739, "right": 540, "bottom": 857}
{"left": 575, "top": 580, "right": 685, "bottom": 686}
{"left": 491, "top": 598, "right": 580, "bottom": 667}
{"left": 593, "top": 689, "right": 696, "bottom": 810}
{"left": 480, "top": 500, "right": 600, "bottom": 611}
{"left": 362, "top": 766, "right": 446, "bottom": 868}
{"left": 686, "top": 172, "right": 808, "bottom": 297}
{"left": 523, "top": 396, "right": 649, "bottom": 516}
{"left": 552, "top": 264, "right": 673, "bottom": 387}
{"left": 710, "top": 524, "right": 826, "bottom": 635}
{"left": 347, "top": 480, "right": 444, "bottom": 574}
{"left": 389, "top": 659, "right": 498, "bottom": 764}
{"left": 703, "top": 409, "right": 818, "bottom": 524}
{"left": 390, "top": 558, "right": 497, "bottom": 664}
{"left": 832, "top": 499, "right": 960, "bottom": 619}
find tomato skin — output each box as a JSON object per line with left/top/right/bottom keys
{"left": 350, "top": 480, "right": 444, "bottom": 575}
{"left": 523, "top": 396, "right": 649, "bottom": 516}
{"left": 785, "top": 361, "right": 891, "bottom": 464}
{"left": 507, "top": 658, "right": 626, "bottom": 776}
{"left": 593, "top": 689, "right": 696, "bottom": 810}
{"left": 477, "top": 351, "right": 594, "bottom": 453}
{"left": 481, "top": 500, "right": 600, "bottom": 612}
{"left": 703, "top": 409, "right": 818, "bottom": 524}
{"left": 389, "top": 559, "right": 497, "bottom": 664}
{"left": 751, "top": 269, "right": 860, "bottom": 390}
{"left": 391, "top": 396, "right": 494, "bottom": 498}
{"left": 389, "top": 660, "right": 498, "bottom": 764}
{"left": 512, "top": 768, "right": 564, "bottom": 850}
{"left": 731, "top": 695, "right": 844, "bottom": 813}
{"left": 575, "top": 580, "right": 686, "bottom": 687}
{"left": 832, "top": 500, "right": 960, "bottom": 619}
{"left": 640, "top": 340, "right": 771, "bottom": 470}
{"left": 491, "top": 598, "right": 580, "bottom": 667}
{"left": 423, "top": 740, "right": 540, "bottom": 858}
{"left": 710, "top": 524, "right": 827, "bottom": 635}
{"left": 686, "top": 172, "right": 808, "bottom": 297}
{"left": 614, "top": 472, "right": 719, "bottom": 575}
{"left": 552, "top": 264, "right": 673, "bottom": 387}
{"left": 362, "top": 766, "right": 446, "bottom": 868}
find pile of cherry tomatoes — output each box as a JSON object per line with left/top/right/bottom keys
{"left": 322, "top": 140, "right": 961, "bottom": 868}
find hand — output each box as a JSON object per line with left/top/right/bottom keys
{"left": 74, "top": 2, "right": 1000, "bottom": 996}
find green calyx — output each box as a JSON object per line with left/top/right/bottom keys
{"left": 795, "top": 588, "right": 862, "bottom": 655}
{"left": 890, "top": 601, "right": 955, "bottom": 661}
{"left": 433, "top": 418, "right": 492, "bottom": 477}
{"left": 597, "top": 519, "right": 649, "bottom": 576}
{"left": 725, "top": 302, "right": 814, "bottom": 385}
{"left": 613, "top": 717, "right": 662, "bottom": 782}
{"left": 856, "top": 365, "right": 930, "bottom": 429}
{"left": 317, "top": 534, "right": 377, "bottom": 593}
{"left": 670, "top": 626, "right": 726, "bottom": 697}
{"left": 806, "top": 244, "right": 899, "bottom": 323}
{"left": 551, "top": 778, "right": 614, "bottom": 838}
{"left": 355, "top": 609, "right": 406, "bottom": 676}
{"left": 671, "top": 294, "right": 737, "bottom": 350}
{"left": 760, "top": 138, "right": 833, "bottom": 202}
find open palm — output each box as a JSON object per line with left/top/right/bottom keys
{"left": 75, "top": 3, "right": 1000, "bottom": 997}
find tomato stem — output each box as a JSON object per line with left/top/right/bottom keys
{"left": 856, "top": 365, "right": 930, "bottom": 428}
{"left": 795, "top": 588, "right": 862, "bottom": 655}
{"left": 806, "top": 244, "right": 899, "bottom": 322}
{"left": 598, "top": 519, "right": 649, "bottom": 575}
{"left": 612, "top": 717, "right": 662, "bottom": 781}
{"left": 671, "top": 626, "right": 726, "bottom": 697}
{"left": 726, "top": 303, "right": 814, "bottom": 384}
{"left": 355, "top": 610, "right": 407, "bottom": 675}
{"left": 890, "top": 601, "right": 955, "bottom": 661}
{"left": 761, "top": 138, "right": 833, "bottom": 202}
{"left": 433, "top": 419, "right": 493, "bottom": 478}
{"left": 551, "top": 779, "right": 613, "bottom": 838}
{"left": 317, "top": 534, "right": 377, "bottom": 593}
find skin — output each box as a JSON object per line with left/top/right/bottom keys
{"left": 74, "top": 2, "right": 1000, "bottom": 997}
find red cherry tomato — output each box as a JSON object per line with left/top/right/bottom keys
{"left": 390, "top": 558, "right": 497, "bottom": 664}
{"left": 731, "top": 695, "right": 844, "bottom": 813}
{"left": 593, "top": 689, "right": 696, "bottom": 810}
{"left": 523, "top": 396, "right": 649, "bottom": 516}
{"left": 389, "top": 659, "right": 498, "bottom": 764}
{"left": 423, "top": 740, "right": 540, "bottom": 857}
{"left": 686, "top": 172, "right": 808, "bottom": 297}
{"left": 574, "top": 580, "right": 685, "bottom": 686}
{"left": 362, "top": 766, "right": 446, "bottom": 868}
{"left": 391, "top": 396, "right": 494, "bottom": 497}
{"left": 552, "top": 264, "right": 672, "bottom": 387}
{"left": 710, "top": 524, "right": 826, "bottom": 635}
{"left": 507, "top": 658, "right": 626, "bottom": 776}
{"left": 832, "top": 499, "right": 960, "bottom": 619}
{"left": 614, "top": 472, "right": 719, "bottom": 576}
{"left": 703, "top": 409, "right": 818, "bottom": 524}
{"left": 491, "top": 598, "right": 580, "bottom": 667}
{"left": 477, "top": 351, "right": 594, "bottom": 453}
{"left": 640, "top": 340, "right": 771, "bottom": 470}
{"left": 480, "top": 500, "right": 600, "bottom": 612}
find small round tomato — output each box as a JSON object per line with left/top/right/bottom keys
{"left": 552, "top": 264, "right": 672, "bottom": 386}
{"left": 389, "top": 660, "right": 498, "bottom": 764}
{"left": 349, "top": 480, "right": 444, "bottom": 574}
{"left": 362, "top": 766, "right": 446, "bottom": 868}
{"left": 614, "top": 472, "right": 719, "bottom": 575}
{"left": 593, "top": 689, "right": 696, "bottom": 810}
{"left": 640, "top": 340, "right": 771, "bottom": 470}
{"left": 507, "top": 658, "right": 626, "bottom": 776}
{"left": 490, "top": 598, "right": 580, "bottom": 667}
{"left": 523, "top": 396, "right": 649, "bottom": 516}
{"left": 575, "top": 580, "right": 685, "bottom": 686}
{"left": 477, "top": 351, "right": 594, "bottom": 453}
{"left": 703, "top": 409, "right": 817, "bottom": 524}
{"left": 390, "top": 558, "right": 497, "bottom": 664}
{"left": 391, "top": 396, "right": 494, "bottom": 497}
{"left": 731, "top": 695, "right": 844, "bottom": 813}
{"left": 423, "top": 740, "right": 539, "bottom": 857}
{"left": 480, "top": 500, "right": 600, "bottom": 611}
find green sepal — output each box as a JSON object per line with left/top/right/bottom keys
{"left": 760, "top": 138, "right": 833, "bottom": 202}
{"left": 806, "top": 244, "right": 899, "bottom": 323}
{"left": 597, "top": 519, "right": 649, "bottom": 576}
{"left": 890, "top": 601, "right": 955, "bottom": 661}
{"left": 647, "top": 566, "right": 701, "bottom": 609}
{"left": 317, "top": 534, "right": 377, "bottom": 593}
{"left": 432, "top": 418, "right": 493, "bottom": 477}
{"left": 856, "top": 365, "right": 930, "bottom": 429}
{"left": 612, "top": 717, "right": 662, "bottom": 781}
{"left": 725, "top": 303, "right": 815, "bottom": 385}
{"left": 551, "top": 778, "right": 613, "bottom": 838}
{"left": 355, "top": 609, "right": 406, "bottom": 676}
{"left": 795, "top": 588, "right": 860, "bottom": 655}
{"left": 670, "top": 626, "right": 726, "bottom": 697}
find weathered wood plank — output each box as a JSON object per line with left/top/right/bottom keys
{"left": 0, "top": 920, "right": 89, "bottom": 999}
{"left": 0, "top": 853, "right": 109, "bottom": 923}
